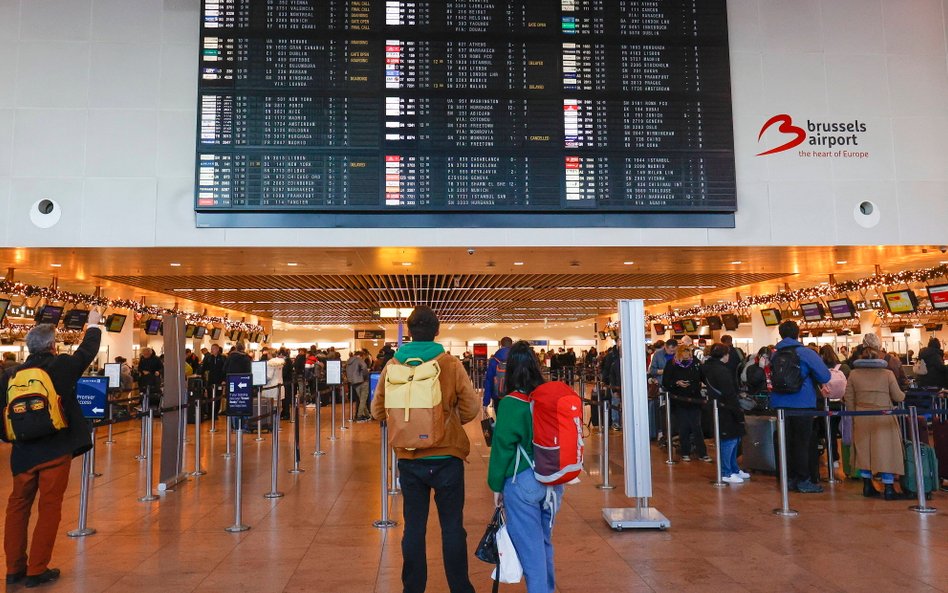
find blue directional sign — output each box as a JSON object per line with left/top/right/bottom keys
{"left": 227, "top": 373, "right": 253, "bottom": 416}
{"left": 76, "top": 377, "right": 108, "bottom": 419}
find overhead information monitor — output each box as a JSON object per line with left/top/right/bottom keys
{"left": 195, "top": 0, "right": 735, "bottom": 228}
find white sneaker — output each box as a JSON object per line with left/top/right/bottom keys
{"left": 722, "top": 474, "right": 744, "bottom": 484}
{"left": 737, "top": 470, "right": 751, "bottom": 479}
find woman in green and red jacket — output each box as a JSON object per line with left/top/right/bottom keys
{"left": 487, "top": 341, "right": 564, "bottom": 593}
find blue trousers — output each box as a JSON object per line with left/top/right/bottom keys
{"left": 502, "top": 470, "right": 564, "bottom": 593}
{"left": 720, "top": 437, "right": 741, "bottom": 477}
{"left": 859, "top": 469, "right": 894, "bottom": 484}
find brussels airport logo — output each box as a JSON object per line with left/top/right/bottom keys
{"left": 756, "top": 114, "right": 870, "bottom": 159}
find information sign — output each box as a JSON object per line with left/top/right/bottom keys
{"left": 76, "top": 377, "right": 108, "bottom": 419}
{"left": 227, "top": 373, "right": 253, "bottom": 416}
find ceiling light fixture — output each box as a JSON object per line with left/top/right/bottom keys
{"left": 513, "top": 262, "right": 524, "bottom": 266}
{"left": 170, "top": 262, "right": 181, "bottom": 267}
{"left": 836, "top": 260, "right": 848, "bottom": 265}
{"left": 50, "top": 263, "right": 62, "bottom": 268}
{"left": 401, "top": 262, "right": 412, "bottom": 267}
{"left": 623, "top": 261, "right": 634, "bottom": 265}
{"left": 287, "top": 262, "right": 299, "bottom": 266}
{"left": 730, "top": 260, "right": 742, "bottom": 265}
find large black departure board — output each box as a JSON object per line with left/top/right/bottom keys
{"left": 195, "top": 1, "right": 736, "bottom": 228}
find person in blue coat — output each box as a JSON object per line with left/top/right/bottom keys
{"left": 482, "top": 336, "right": 513, "bottom": 410}
{"left": 770, "top": 320, "right": 831, "bottom": 493}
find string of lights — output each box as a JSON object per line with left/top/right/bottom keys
{"left": 647, "top": 264, "right": 948, "bottom": 323}
{"left": 0, "top": 280, "right": 265, "bottom": 333}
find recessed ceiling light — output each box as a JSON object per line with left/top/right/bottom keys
{"left": 286, "top": 262, "right": 298, "bottom": 266}
{"left": 169, "top": 262, "right": 181, "bottom": 267}
{"left": 730, "top": 260, "right": 742, "bottom": 265}
{"left": 50, "top": 263, "right": 62, "bottom": 268}
{"left": 513, "top": 262, "right": 524, "bottom": 266}
{"left": 623, "top": 261, "right": 634, "bottom": 265}
{"left": 401, "top": 262, "right": 412, "bottom": 266}
{"left": 941, "top": 260, "right": 948, "bottom": 265}
{"left": 836, "top": 260, "right": 848, "bottom": 265}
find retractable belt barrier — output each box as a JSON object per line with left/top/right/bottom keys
{"left": 373, "top": 421, "right": 397, "bottom": 529}
{"left": 259, "top": 384, "right": 284, "bottom": 500}
{"left": 773, "top": 407, "right": 936, "bottom": 517}
{"left": 187, "top": 393, "right": 224, "bottom": 477}
{"left": 224, "top": 407, "right": 274, "bottom": 533}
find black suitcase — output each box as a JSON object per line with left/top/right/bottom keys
{"left": 742, "top": 415, "right": 777, "bottom": 473}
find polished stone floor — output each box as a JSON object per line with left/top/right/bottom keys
{"left": 0, "top": 404, "right": 945, "bottom": 593}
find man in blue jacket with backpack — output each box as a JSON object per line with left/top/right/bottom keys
{"left": 769, "top": 320, "right": 831, "bottom": 494}
{"left": 482, "top": 336, "right": 512, "bottom": 410}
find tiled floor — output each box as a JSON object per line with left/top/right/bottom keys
{"left": 1, "top": 406, "right": 946, "bottom": 593}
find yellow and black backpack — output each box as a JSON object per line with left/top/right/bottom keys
{"left": 3, "top": 367, "right": 69, "bottom": 442}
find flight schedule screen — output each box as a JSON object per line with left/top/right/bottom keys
{"left": 195, "top": 1, "right": 736, "bottom": 227}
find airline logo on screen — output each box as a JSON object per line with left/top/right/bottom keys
{"left": 756, "top": 114, "right": 870, "bottom": 159}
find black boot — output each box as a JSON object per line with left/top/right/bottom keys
{"left": 883, "top": 484, "right": 902, "bottom": 501}
{"left": 863, "top": 478, "right": 879, "bottom": 497}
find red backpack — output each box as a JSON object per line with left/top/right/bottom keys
{"left": 511, "top": 381, "right": 584, "bottom": 486}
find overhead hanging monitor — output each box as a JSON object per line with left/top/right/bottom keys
{"left": 210, "top": 327, "right": 222, "bottom": 340}
{"left": 194, "top": 0, "right": 737, "bottom": 228}
{"left": 760, "top": 308, "right": 781, "bottom": 327}
{"left": 800, "top": 302, "right": 825, "bottom": 322}
{"left": 882, "top": 289, "right": 918, "bottom": 314}
{"left": 826, "top": 298, "right": 856, "bottom": 320}
{"left": 0, "top": 298, "right": 9, "bottom": 324}
{"left": 105, "top": 314, "right": 127, "bottom": 333}
{"left": 681, "top": 319, "right": 698, "bottom": 333}
{"left": 671, "top": 320, "right": 685, "bottom": 334}
{"left": 144, "top": 318, "right": 162, "bottom": 335}
{"left": 705, "top": 316, "right": 722, "bottom": 331}
{"left": 926, "top": 284, "right": 948, "bottom": 310}
{"left": 62, "top": 309, "right": 90, "bottom": 330}
{"left": 653, "top": 323, "right": 665, "bottom": 335}
{"left": 721, "top": 313, "right": 740, "bottom": 331}
{"left": 185, "top": 324, "right": 196, "bottom": 338}
{"left": 34, "top": 305, "right": 64, "bottom": 325}
{"left": 194, "top": 325, "right": 207, "bottom": 339}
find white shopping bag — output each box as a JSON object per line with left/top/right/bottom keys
{"left": 490, "top": 523, "right": 523, "bottom": 584}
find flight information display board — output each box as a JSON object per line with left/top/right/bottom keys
{"left": 195, "top": 0, "right": 736, "bottom": 228}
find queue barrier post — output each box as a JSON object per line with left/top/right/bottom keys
{"left": 710, "top": 402, "right": 726, "bottom": 488}
{"left": 255, "top": 387, "right": 264, "bottom": 442}
{"left": 373, "top": 421, "right": 397, "bottom": 529}
{"left": 907, "top": 406, "right": 937, "bottom": 514}
{"left": 224, "top": 409, "right": 233, "bottom": 459}
{"left": 192, "top": 395, "right": 206, "bottom": 477}
{"left": 264, "top": 403, "right": 284, "bottom": 499}
{"left": 772, "top": 409, "right": 799, "bottom": 517}
{"left": 312, "top": 391, "right": 325, "bottom": 456}
{"left": 328, "top": 386, "right": 338, "bottom": 442}
{"left": 138, "top": 407, "right": 159, "bottom": 502}
{"left": 66, "top": 443, "right": 96, "bottom": 538}
{"left": 824, "top": 409, "right": 839, "bottom": 485}
{"left": 225, "top": 424, "right": 250, "bottom": 532}
{"left": 136, "top": 387, "right": 149, "bottom": 461}
{"left": 90, "top": 426, "right": 102, "bottom": 478}
{"left": 597, "top": 398, "right": 615, "bottom": 490}
{"left": 105, "top": 399, "right": 116, "bottom": 444}
{"left": 209, "top": 383, "right": 219, "bottom": 433}
{"left": 340, "top": 385, "right": 350, "bottom": 431}
{"left": 388, "top": 447, "right": 400, "bottom": 495}
{"left": 289, "top": 386, "right": 305, "bottom": 473}
{"left": 664, "top": 392, "right": 677, "bottom": 466}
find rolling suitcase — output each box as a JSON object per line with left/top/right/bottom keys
{"left": 742, "top": 415, "right": 777, "bottom": 473}
{"left": 648, "top": 397, "right": 659, "bottom": 440}
{"left": 902, "top": 441, "right": 938, "bottom": 495}
{"left": 933, "top": 417, "right": 948, "bottom": 486}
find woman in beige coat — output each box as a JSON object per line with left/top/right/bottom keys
{"left": 843, "top": 346, "right": 905, "bottom": 500}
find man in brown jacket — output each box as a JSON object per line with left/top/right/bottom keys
{"left": 372, "top": 306, "right": 479, "bottom": 593}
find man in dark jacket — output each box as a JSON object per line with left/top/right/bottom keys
{"left": 2, "top": 313, "right": 102, "bottom": 587}
{"left": 917, "top": 338, "right": 947, "bottom": 388}
{"left": 222, "top": 341, "right": 253, "bottom": 375}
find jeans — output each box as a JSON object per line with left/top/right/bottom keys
{"left": 502, "top": 470, "right": 564, "bottom": 593}
{"left": 4, "top": 455, "right": 72, "bottom": 577}
{"left": 783, "top": 413, "right": 815, "bottom": 485}
{"left": 610, "top": 389, "right": 621, "bottom": 427}
{"left": 675, "top": 406, "right": 707, "bottom": 457}
{"left": 397, "top": 457, "right": 475, "bottom": 593}
{"left": 720, "top": 437, "right": 741, "bottom": 477}
{"left": 859, "top": 470, "right": 895, "bottom": 484}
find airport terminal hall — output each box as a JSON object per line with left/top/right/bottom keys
{"left": 2, "top": 0, "right": 948, "bottom": 592}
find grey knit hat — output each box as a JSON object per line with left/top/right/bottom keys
{"left": 862, "top": 333, "right": 882, "bottom": 350}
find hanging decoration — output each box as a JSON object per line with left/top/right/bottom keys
{"left": 647, "top": 263, "right": 948, "bottom": 322}
{"left": 0, "top": 280, "right": 265, "bottom": 333}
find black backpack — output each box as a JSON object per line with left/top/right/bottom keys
{"left": 770, "top": 346, "right": 803, "bottom": 394}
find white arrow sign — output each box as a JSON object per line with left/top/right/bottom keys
{"left": 92, "top": 407, "right": 104, "bottom": 414}
{"left": 238, "top": 382, "right": 248, "bottom": 389}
